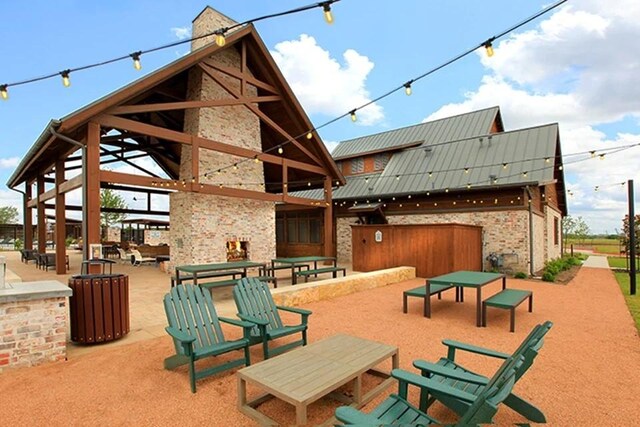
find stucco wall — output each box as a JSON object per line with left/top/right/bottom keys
{"left": 143, "top": 229, "right": 170, "bottom": 246}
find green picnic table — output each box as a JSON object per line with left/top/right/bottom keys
{"left": 425, "top": 271, "right": 506, "bottom": 327}
{"left": 175, "top": 261, "right": 266, "bottom": 287}
{"left": 271, "top": 256, "right": 337, "bottom": 285}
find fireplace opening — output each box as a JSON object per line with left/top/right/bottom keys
{"left": 226, "top": 240, "right": 249, "bottom": 262}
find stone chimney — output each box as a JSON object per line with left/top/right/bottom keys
{"left": 191, "top": 6, "right": 238, "bottom": 51}
{"left": 169, "top": 6, "right": 275, "bottom": 270}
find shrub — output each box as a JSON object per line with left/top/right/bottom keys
{"left": 514, "top": 272, "right": 527, "bottom": 279}
{"left": 566, "top": 256, "right": 582, "bottom": 266}
{"left": 542, "top": 271, "right": 556, "bottom": 282}
{"left": 65, "top": 236, "right": 76, "bottom": 247}
{"left": 13, "top": 238, "right": 23, "bottom": 250}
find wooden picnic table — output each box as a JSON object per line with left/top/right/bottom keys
{"left": 425, "top": 270, "right": 506, "bottom": 326}
{"left": 237, "top": 334, "right": 398, "bottom": 425}
{"left": 175, "top": 261, "right": 266, "bottom": 286}
{"left": 271, "top": 256, "right": 337, "bottom": 285}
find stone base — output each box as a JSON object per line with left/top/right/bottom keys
{"left": 271, "top": 267, "right": 416, "bottom": 307}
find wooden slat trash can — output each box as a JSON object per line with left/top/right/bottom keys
{"left": 68, "top": 274, "right": 130, "bottom": 344}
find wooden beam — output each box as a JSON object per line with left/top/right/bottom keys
{"left": 101, "top": 183, "right": 172, "bottom": 196}
{"left": 39, "top": 187, "right": 57, "bottom": 203}
{"left": 86, "top": 121, "right": 101, "bottom": 265}
{"left": 44, "top": 204, "right": 169, "bottom": 216}
{"left": 191, "top": 139, "right": 199, "bottom": 187}
{"left": 37, "top": 176, "right": 46, "bottom": 253}
{"left": 198, "top": 64, "right": 324, "bottom": 167}
{"left": 241, "top": 40, "right": 247, "bottom": 96}
{"left": 96, "top": 114, "right": 191, "bottom": 144}
{"left": 106, "top": 96, "right": 281, "bottom": 115}
{"left": 283, "top": 161, "right": 289, "bottom": 200}
{"left": 55, "top": 159, "right": 67, "bottom": 274}
{"left": 58, "top": 174, "right": 83, "bottom": 194}
{"left": 100, "top": 146, "right": 160, "bottom": 178}
{"left": 24, "top": 184, "right": 33, "bottom": 250}
{"left": 202, "top": 60, "right": 279, "bottom": 94}
{"left": 323, "top": 178, "right": 333, "bottom": 258}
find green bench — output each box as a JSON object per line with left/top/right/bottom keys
{"left": 171, "top": 270, "right": 244, "bottom": 287}
{"left": 295, "top": 266, "right": 346, "bottom": 283}
{"left": 199, "top": 275, "right": 277, "bottom": 291}
{"left": 403, "top": 284, "right": 458, "bottom": 313}
{"left": 482, "top": 289, "right": 533, "bottom": 332}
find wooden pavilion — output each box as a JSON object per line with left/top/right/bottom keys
{"left": 6, "top": 8, "right": 344, "bottom": 274}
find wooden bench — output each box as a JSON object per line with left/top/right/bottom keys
{"left": 482, "top": 289, "right": 533, "bottom": 332}
{"left": 171, "top": 270, "right": 244, "bottom": 287}
{"left": 403, "top": 284, "right": 457, "bottom": 313}
{"left": 199, "top": 275, "right": 278, "bottom": 291}
{"left": 295, "top": 266, "right": 346, "bottom": 283}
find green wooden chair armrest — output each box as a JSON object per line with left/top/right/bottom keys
{"left": 392, "top": 369, "right": 477, "bottom": 404}
{"left": 442, "top": 339, "right": 511, "bottom": 360}
{"left": 237, "top": 313, "right": 270, "bottom": 326}
{"left": 276, "top": 305, "right": 312, "bottom": 316}
{"left": 165, "top": 326, "right": 196, "bottom": 344}
{"left": 335, "top": 406, "right": 384, "bottom": 425}
{"left": 412, "top": 360, "right": 489, "bottom": 385}
{"left": 219, "top": 316, "right": 254, "bottom": 329}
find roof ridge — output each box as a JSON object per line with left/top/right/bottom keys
{"left": 336, "top": 106, "right": 500, "bottom": 146}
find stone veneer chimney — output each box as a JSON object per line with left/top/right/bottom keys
{"left": 169, "top": 7, "right": 276, "bottom": 270}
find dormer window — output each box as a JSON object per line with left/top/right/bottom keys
{"left": 351, "top": 157, "right": 364, "bottom": 174}
{"left": 374, "top": 153, "right": 390, "bottom": 171}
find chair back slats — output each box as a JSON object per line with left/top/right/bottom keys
{"left": 233, "top": 278, "right": 283, "bottom": 335}
{"left": 164, "top": 285, "right": 226, "bottom": 354}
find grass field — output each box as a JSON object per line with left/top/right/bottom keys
{"left": 613, "top": 272, "right": 640, "bottom": 334}
{"left": 567, "top": 237, "right": 623, "bottom": 254}
{"left": 608, "top": 256, "right": 640, "bottom": 270}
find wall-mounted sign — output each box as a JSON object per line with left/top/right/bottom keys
{"left": 149, "top": 230, "right": 161, "bottom": 239}
{"left": 374, "top": 230, "right": 383, "bottom": 243}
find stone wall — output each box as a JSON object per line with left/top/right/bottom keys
{"left": 0, "top": 296, "right": 68, "bottom": 372}
{"left": 533, "top": 213, "right": 545, "bottom": 273}
{"left": 336, "top": 217, "right": 356, "bottom": 264}
{"left": 169, "top": 8, "right": 275, "bottom": 269}
{"left": 105, "top": 227, "right": 120, "bottom": 242}
{"left": 144, "top": 229, "right": 170, "bottom": 246}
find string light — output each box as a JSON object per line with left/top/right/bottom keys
{"left": 599, "top": 154, "right": 605, "bottom": 160}
{"left": 278, "top": 147, "right": 284, "bottom": 154}
{"left": 130, "top": 52, "right": 142, "bottom": 70}
{"left": 350, "top": 110, "right": 357, "bottom": 122}
{"left": 254, "top": 156, "right": 260, "bottom": 163}
{"left": 522, "top": 171, "right": 528, "bottom": 177}
{"left": 322, "top": 1, "right": 334, "bottom": 24}
{"left": 0, "top": 85, "right": 8, "bottom": 100}
{"left": 502, "top": 163, "right": 508, "bottom": 169}
{"left": 60, "top": 70, "right": 71, "bottom": 87}
{"left": 590, "top": 151, "right": 596, "bottom": 158}
{"left": 395, "top": 175, "right": 400, "bottom": 181}
{"left": 483, "top": 39, "right": 495, "bottom": 57}
{"left": 404, "top": 81, "right": 413, "bottom": 96}
{"left": 544, "top": 157, "right": 550, "bottom": 163}
{"left": 306, "top": 132, "right": 313, "bottom": 139}
{"left": 233, "top": 163, "right": 238, "bottom": 170}
{"left": 214, "top": 30, "right": 226, "bottom": 47}
{"left": 464, "top": 168, "right": 469, "bottom": 174}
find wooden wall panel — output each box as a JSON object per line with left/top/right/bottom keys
{"left": 352, "top": 223, "right": 482, "bottom": 278}
{"left": 276, "top": 243, "right": 323, "bottom": 257}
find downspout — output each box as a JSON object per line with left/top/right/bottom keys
{"left": 525, "top": 186, "right": 535, "bottom": 276}
{"left": 48, "top": 124, "right": 88, "bottom": 261}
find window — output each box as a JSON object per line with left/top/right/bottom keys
{"left": 554, "top": 217, "right": 559, "bottom": 245}
{"left": 276, "top": 213, "right": 323, "bottom": 244}
{"left": 351, "top": 157, "right": 364, "bottom": 174}
{"left": 374, "top": 153, "right": 390, "bottom": 171}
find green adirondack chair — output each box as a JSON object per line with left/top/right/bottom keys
{"left": 233, "top": 277, "right": 311, "bottom": 359}
{"left": 163, "top": 284, "right": 253, "bottom": 393}
{"left": 413, "top": 321, "right": 553, "bottom": 423}
{"left": 335, "top": 353, "right": 523, "bottom": 426}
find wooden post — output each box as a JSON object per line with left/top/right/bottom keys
{"left": 55, "top": 159, "right": 67, "bottom": 274}
{"left": 24, "top": 182, "right": 33, "bottom": 250}
{"left": 37, "top": 175, "right": 46, "bottom": 253}
{"left": 86, "top": 121, "right": 102, "bottom": 273}
{"left": 323, "top": 178, "right": 333, "bottom": 260}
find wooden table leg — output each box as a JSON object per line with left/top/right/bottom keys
{"left": 238, "top": 376, "right": 247, "bottom": 409}
{"left": 476, "top": 287, "right": 482, "bottom": 327}
{"left": 296, "top": 403, "right": 308, "bottom": 425}
{"left": 424, "top": 281, "right": 431, "bottom": 318}
{"left": 353, "top": 375, "right": 362, "bottom": 404}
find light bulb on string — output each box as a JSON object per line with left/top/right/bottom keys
{"left": 464, "top": 168, "right": 469, "bottom": 174}
{"left": 559, "top": 165, "right": 564, "bottom": 171}
{"left": 215, "top": 31, "right": 226, "bottom": 47}
{"left": 350, "top": 110, "right": 357, "bottom": 122}
{"left": 502, "top": 163, "right": 508, "bottom": 169}
{"left": 60, "top": 70, "right": 71, "bottom": 87}
{"left": 322, "top": 2, "right": 334, "bottom": 24}
{"left": 130, "top": 52, "right": 142, "bottom": 70}
{"left": 278, "top": 146, "right": 284, "bottom": 154}
{"left": 484, "top": 40, "right": 495, "bottom": 57}
{"left": 254, "top": 156, "right": 260, "bottom": 163}
{"left": 0, "top": 85, "right": 8, "bottom": 100}
{"left": 590, "top": 151, "right": 596, "bottom": 158}
{"left": 404, "top": 81, "right": 412, "bottom": 96}
{"left": 544, "top": 157, "right": 550, "bottom": 163}
{"left": 306, "top": 132, "right": 313, "bottom": 139}
{"left": 599, "top": 154, "right": 605, "bottom": 160}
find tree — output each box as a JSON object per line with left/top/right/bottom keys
{"left": 100, "top": 189, "right": 127, "bottom": 228}
{"left": 562, "top": 215, "right": 590, "bottom": 252}
{"left": 0, "top": 206, "right": 19, "bottom": 224}
{"left": 621, "top": 214, "right": 640, "bottom": 254}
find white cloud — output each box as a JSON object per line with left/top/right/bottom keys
{"left": 0, "top": 157, "right": 20, "bottom": 169}
{"left": 271, "top": 34, "right": 384, "bottom": 125}
{"left": 171, "top": 27, "right": 191, "bottom": 40}
{"left": 323, "top": 140, "right": 339, "bottom": 154}
{"left": 424, "top": 2, "right": 640, "bottom": 233}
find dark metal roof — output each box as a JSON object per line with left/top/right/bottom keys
{"left": 331, "top": 106, "right": 500, "bottom": 160}
{"left": 292, "top": 122, "right": 560, "bottom": 201}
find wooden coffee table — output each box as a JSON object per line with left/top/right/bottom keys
{"left": 237, "top": 334, "right": 399, "bottom": 425}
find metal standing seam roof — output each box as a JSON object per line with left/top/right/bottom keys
{"left": 291, "top": 123, "right": 560, "bottom": 201}
{"left": 331, "top": 106, "right": 500, "bottom": 159}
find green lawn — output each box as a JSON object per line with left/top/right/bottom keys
{"left": 613, "top": 272, "right": 640, "bottom": 333}
{"left": 608, "top": 256, "right": 640, "bottom": 270}
{"left": 566, "top": 238, "right": 622, "bottom": 254}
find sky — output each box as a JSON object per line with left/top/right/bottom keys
{"left": 1, "top": 0, "right": 639, "bottom": 234}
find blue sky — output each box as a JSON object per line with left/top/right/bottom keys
{"left": 1, "top": 0, "right": 639, "bottom": 233}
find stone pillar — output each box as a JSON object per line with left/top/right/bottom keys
{"left": 169, "top": 8, "right": 276, "bottom": 270}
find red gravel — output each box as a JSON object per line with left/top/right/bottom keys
{"left": 2, "top": 266, "right": 640, "bottom": 425}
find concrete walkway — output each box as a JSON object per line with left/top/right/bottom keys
{"left": 582, "top": 255, "right": 611, "bottom": 269}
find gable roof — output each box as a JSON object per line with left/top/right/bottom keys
{"left": 8, "top": 23, "right": 344, "bottom": 189}
{"left": 295, "top": 122, "right": 563, "bottom": 203}
{"left": 331, "top": 106, "right": 501, "bottom": 160}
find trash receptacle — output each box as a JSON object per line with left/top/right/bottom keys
{"left": 68, "top": 274, "right": 130, "bottom": 344}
